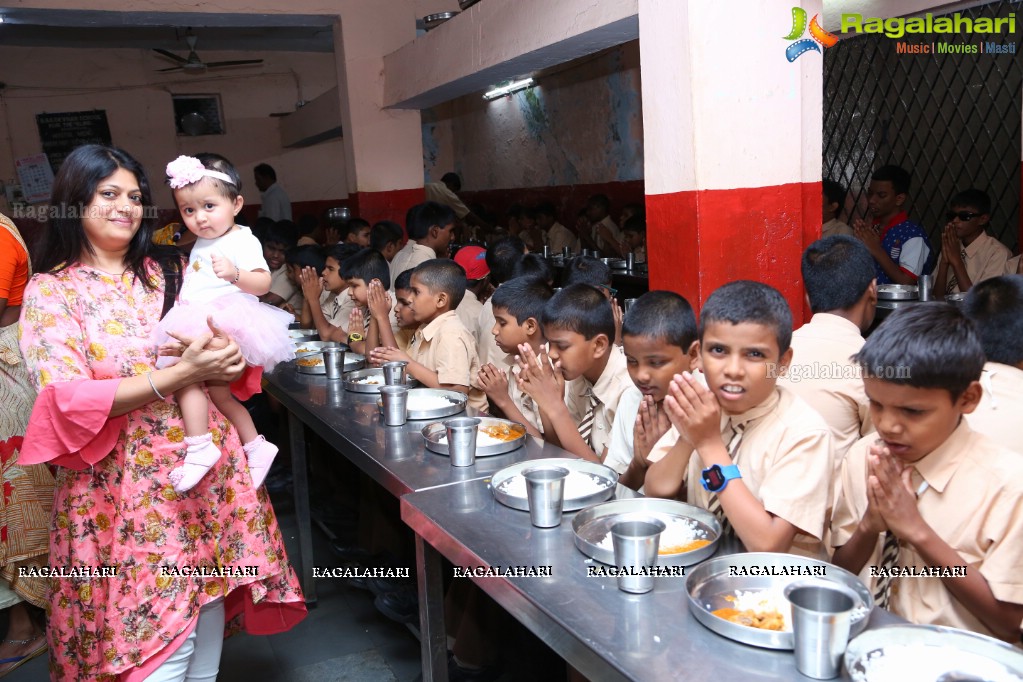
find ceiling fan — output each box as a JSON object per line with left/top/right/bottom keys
{"left": 153, "top": 32, "right": 263, "bottom": 74}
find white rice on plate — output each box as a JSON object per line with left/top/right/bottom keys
{"left": 498, "top": 471, "right": 611, "bottom": 499}
{"left": 850, "top": 644, "right": 1023, "bottom": 682}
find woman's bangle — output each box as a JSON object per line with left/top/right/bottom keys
{"left": 146, "top": 371, "right": 166, "bottom": 401}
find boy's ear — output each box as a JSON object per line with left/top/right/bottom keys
{"left": 691, "top": 340, "right": 704, "bottom": 372}
{"left": 957, "top": 380, "right": 983, "bottom": 415}
{"left": 524, "top": 317, "right": 540, "bottom": 336}
{"left": 591, "top": 332, "right": 610, "bottom": 358}
{"left": 978, "top": 213, "right": 991, "bottom": 227}
{"left": 776, "top": 346, "right": 794, "bottom": 372}
{"left": 435, "top": 290, "right": 448, "bottom": 310}
{"left": 894, "top": 192, "right": 907, "bottom": 208}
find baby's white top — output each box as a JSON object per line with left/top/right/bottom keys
{"left": 178, "top": 225, "right": 269, "bottom": 304}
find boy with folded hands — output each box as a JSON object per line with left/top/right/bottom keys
{"left": 644, "top": 281, "right": 834, "bottom": 557}
{"left": 830, "top": 305, "right": 1023, "bottom": 642}
{"left": 514, "top": 284, "right": 631, "bottom": 462}
{"left": 371, "top": 259, "right": 487, "bottom": 412}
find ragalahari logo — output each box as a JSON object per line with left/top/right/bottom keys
{"left": 784, "top": 7, "right": 838, "bottom": 61}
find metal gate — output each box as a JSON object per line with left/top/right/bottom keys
{"left": 823, "top": 0, "right": 1022, "bottom": 252}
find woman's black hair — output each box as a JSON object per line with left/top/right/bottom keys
{"left": 35, "top": 144, "right": 180, "bottom": 294}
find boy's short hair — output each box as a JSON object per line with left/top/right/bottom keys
{"left": 802, "top": 235, "right": 876, "bottom": 313}
{"left": 963, "top": 275, "right": 1023, "bottom": 367}
{"left": 534, "top": 201, "right": 557, "bottom": 220}
{"left": 344, "top": 217, "right": 370, "bottom": 240}
{"left": 297, "top": 214, "right": 318, "bottom": 237}
{"left": 622, "top": 291, "right": 697, "bottom": 349}
{"left": 254, "top": 163, "right": 276, "bottom": 181}
{"left": 491, "top": 277, "right": 554, "bottom": 325}
{"left": 586, "top": 194, "right": 611, "bottom": 211}
{"left": 371, "top": 220, "right": 404, "bottom": 251}
{"left": 823, "top": 179, "right": 846, "bottom": 212}
{"left": 262, "top": 223, "right": 297, "bottom": 249}
{"left": 341, "top": 248, "right": 390, "bottom": 289}
{"left": 950, "top": 188, "right": 991, "bottom": 215}
{"left": 440, "top": 172, "right": 461, "bottom": 191}
{"left": 407, "top": 202, "right": 456, "bottom": 241}
{"left": 394, "top": 268, "right": 414, "bottom": 292}
{"left": 327, "top": 242, "right": 362, "bottom": 265}
{"left": 541, "top": 283, "right": 615, "bottom": 341}
{"left": 871, "top": 165, "right": 911, "bottom": 195}
{"left": 512, "top": 253, "right": 552, "bottom": 283}
{"left": 855, "top": 304, "right": 984, "bottom": 399}
{"left": 253, "top": 216, "right": 277, "bottom": 242}
{"left": 412, "top": 259, "right": 466, "bottom": 308}
{"left": 486, "top": 236, "right": 526, "bottom": 286}
{"left": 285, "top": 244, "right": 326, "bottom": 273}
{"left": 623, "top": 215, "right": 646, "bottom": 235}
{"left": 699, "top": 281, "right": 793, "bottom": 355}
{"left": 565, "top": 255, "right": 612, "bottom": 289}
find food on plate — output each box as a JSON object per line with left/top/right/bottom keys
{"left": 596, "top": 515, "right": 712, "bottom": 555}
{"left": 297, "top": 357, "right": 323, "bottom": 367}
{"left": 479, "top": 423, "right": 524, "bottom": 442}
{"left": 711, "top": 590, "right": 791, "bottom": 631}
{"left": 499, "top": 470, "right": 611, "bottom": 499}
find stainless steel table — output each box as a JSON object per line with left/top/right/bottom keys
{"left": 263, "top": 365, "right": 575, "bottom": 606}
{"left": 401, "top": 478, "right": 900, "bottom": 682}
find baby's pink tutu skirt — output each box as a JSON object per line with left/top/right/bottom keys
{"left": 155, "top": 292, "right": 295, "bottom": 371}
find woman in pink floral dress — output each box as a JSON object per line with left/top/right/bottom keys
{"left": 18, "top": 144, "right": 306, "bottom": 681}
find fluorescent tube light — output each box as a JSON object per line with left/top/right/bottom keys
{"left": 483, "top": 78, "right": 535, "bottom": 100}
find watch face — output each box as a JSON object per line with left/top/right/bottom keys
{"left": 703, "top": 466, "right": 725, "bottom": 491}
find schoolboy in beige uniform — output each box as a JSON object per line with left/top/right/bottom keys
{"left": 962, "top": 275, "right": 1023, "bottom": 454}
{"left": 931, "top": 189, "right": 1011, "bottom": 296}
{"left": 388, "top": 202, "right": 454, "bottom": 288}
{"left": 477, "top": 277, "right": 554, "bottom": 436}
{"left": 475, "top": 237, "right": 526, "bottom": 366}
{"left": 644, "top": 281, "right": 834, "bottom": 558}
{"left": 515, "top": 284, "right": 632, "bottom": 462}
{"left": 371, "top": 259, "right": 487, "bottom": 412}
{"left": 780, "top": 236, "right": 876, "bottom": 465}
{"left": 831, "top": 305, "right": 1023, "bottom": 643}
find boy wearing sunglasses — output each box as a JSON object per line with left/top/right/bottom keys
{"left": 930, "top": 189, "right": 1011, "bottom": 297}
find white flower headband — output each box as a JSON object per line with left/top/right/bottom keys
{"left": 166, "top": 155, "right": 235, "bottom": 190}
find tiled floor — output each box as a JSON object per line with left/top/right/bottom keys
{"left": 7, "top": 492, "right": 422, "bottom": 682}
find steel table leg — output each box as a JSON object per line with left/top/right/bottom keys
{"left": 415, "top": 533, "right": 448, "bottom": 682}
{"left": 289, "top": 411, "right": 317, "bottom": 606}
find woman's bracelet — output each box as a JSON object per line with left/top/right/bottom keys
{"left": 146, "top": 371, "right": 166, "bottom": 401}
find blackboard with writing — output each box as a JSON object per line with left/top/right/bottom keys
{"left": 36, "top": 110, "right": 112, "bottom": 172}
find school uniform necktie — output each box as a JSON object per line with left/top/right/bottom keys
{"left": 577, "top": 392, "right": 600, "bottom": 449}
{"left": 874, "top": 531, "right": 900, "bottom": 609}
{"left": 331, "top": 296, "right": 341, "bottom": 321}
{"left": 707, "top": 422, "right": 745, "bottom": 538}
{"left": 946, "top": 249, "right": 968, "bottom": 294}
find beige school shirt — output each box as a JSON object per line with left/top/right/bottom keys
{"left": 455, "top": 290, "right": 484, "bottom": 335}
{"left": 780, "top": 313, "right": 873, "bottom": 466}
{"left": 563, "top": 345, "right": 631, "bottom": 458}
{"left": 933, "top": 232, "right": 1012, "bottom": 294}
{"left": 389, "top": 240, "right": 435, "bottom": 288}
{"left": 831, "top": 424, "right": 1023, "bottom": 641}
{"left": 269, "top": 265, "right": 298, "bottom": 308}
{"left": 320, "top": 289, "right": 355, "bottom": 327}
{"left": 648, "top": 385, "right": 835, "bottom": 559}
{"left": 475, "top": 297, "right": 503, "bottom": 368}
{"left": 822, "top": 218, "right": 854, "bottom": 239}
{"left": 500, "top": 354, "right": 544, "bottom": 433}
{"left": 591, "top": 215, "right": 621, "bottom": 253}
{"left": 967, "top": 362, "right": 1023, "bottom": 455}
{"left": 547, "top": 222, "right": 579, "bottom": 255}
{"left": 408, "top": 311, "right": 488, "bottom": 412}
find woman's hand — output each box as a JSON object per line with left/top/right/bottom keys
{"left": 169, "top": 316, "right": 246, "bottom": 383}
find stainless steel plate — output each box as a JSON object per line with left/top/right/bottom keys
{"left": 343, "top": 368, "right": 418, "bottom": 393}
{"left": 686, "top": 552, "right": 872, "bottom": 650}
{"left": 488, "top": 458, "right": 617, "bottom": 512}
{"left": 376, "top": 388, "right": 466, "bottom": 420}
{"left": 845, "top": 625, "right": 1023, "bottom": 681}
{"left": 289, "top": 329, "right": 319, "bottom": 342}
{"left": 422, "top": 417, "right": 526, "bottom": 457}
{"left": 293, "top": 342, "right": 365, "bottom": 375}
{"left": 600, "top": 257, "right": 628, "bottom": 270}
{"left": 424, "top": 11, "right": 458, "bottom": 29}
{"left": 876, "top": 284, "right": 919, "bottom": 300}
{"left": 572, "top": 498, "right": 720, "bottom": 567}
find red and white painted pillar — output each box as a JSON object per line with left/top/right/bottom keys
{"left": 639, "top": 0, "right": 825, "bottom": 324}
{"left": 333, "top": 5, "right": 425, "bottom": 225}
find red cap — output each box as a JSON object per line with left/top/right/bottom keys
{"left": 454, "top": 246, "right": 489, "bottom": 280}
